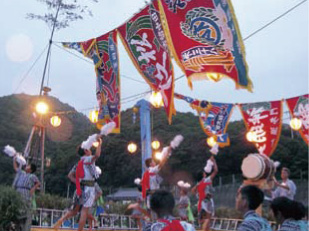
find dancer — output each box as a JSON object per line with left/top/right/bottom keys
{"left": 13, "top": 158, "right": 40, "bottom": 231}
{"left": 271, "top": 197, "right": 308, "bottom": 231}
{"left": 177, "top": 181, "right": 194, "bottom": 223}
{"left": 236, "top": 185, "right": 272, "bottom": 231}
{"left": 141, "top": 135, "right": 184, "bottom": 210}
{"left": 192, "top": 155, "right": 218, "bottom": 231}
{"left": 145, "top": 190, "right": 196, "bottom": 231}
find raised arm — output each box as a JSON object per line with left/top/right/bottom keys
{"left": 13, "top": 158, "right": 19, "bottom": 172}
{"left": 158, "top": 146, "right": 171, "bottom": 170}
{"left": 68, "top": 171, "right": 76, "bottom": 184}
{"left": 210, "top": 156, "right": 218, "bottom": 181}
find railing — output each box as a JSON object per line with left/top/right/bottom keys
{"left": 32, "top": 208, "right": 138, "bottom": 229}
{"left": 32, "top": 208, "right": 278, "bottom": 230}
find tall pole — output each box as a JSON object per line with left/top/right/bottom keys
{"left": 39, "top": 0, "right": 61, "bottom": 95}
{"left": 135, "top": 99, "right": 152, "bottom": 175}
{"left": 40, "top": 125, "right": 46, "bottom": 193}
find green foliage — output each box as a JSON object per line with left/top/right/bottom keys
{"left": 0, "top": 94, "right": 307, "bottom": 198}
{"left": 35, "top": 193, "right": 70, "bottom": 210}
{"left": 0, "top": 186, "right": 26, "bottom": 230}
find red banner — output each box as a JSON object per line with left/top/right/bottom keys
{"left": 286, "top": 95, "right": 309, "bottom": 145}
{"left": 159, "top": 0, "right": 252, "bottom": 91}
{"left": 63, "top": 31, "right": 121, "bottom": 133}
{"left": 118, "top": 1, "right": 175, "bottom": 123}
{"left": 239, "top": 101, "right": 283, "bottom": 156}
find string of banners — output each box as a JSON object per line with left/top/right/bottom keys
{"left": 62, "top": 0, "right": 252, "bottom": 129}
{"left": 175, "top": 93, "right": 309, "bottom": 157}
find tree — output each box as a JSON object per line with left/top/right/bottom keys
{"left": 27, "top": 0, "right": 100, "bottom": 30}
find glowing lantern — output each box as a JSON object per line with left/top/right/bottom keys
{"left": 89, "top": 110, "right": 98, "bottom": 123}
{"left": 150, "top": 91, "right": 163, "bottom": 108}
{"left": 246, "top": 131, "right": 257, "bottom": 142}
{"left": 50, "top": 115, "right": 61, "bottom": 127}
{"left": 133, "top": 107, "right": 139, "bottom": 113}
{"left": 151, "top": 140, "right": 160, "bottom": 150}
{"left": 290, "top": 118, "right": 302, "bottom": 131}
{"left": 154, "top": 151, "right": 163, "bottom": 161}
{"left": 36, "top": 102, "right": 48, "bottom": 114}
{"left": 207, "top": 137, "right": 217, "bottom": 147}
{"left": 93, "top": 141, "right": 99, "bottom": 148}
{"left": 127, "top": 142, "right": 137, "bottom": 154}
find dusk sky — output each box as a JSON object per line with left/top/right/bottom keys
{"left": 0, "top": 0, "right": 308, "bottom": 122}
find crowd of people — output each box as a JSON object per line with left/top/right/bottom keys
{"left": 10, "top": 137, "right": 308, "bottom": 231}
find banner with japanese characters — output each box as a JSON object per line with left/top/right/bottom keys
{"left": 63, "top": 30, "right": 121, "bottom": 133}
{"left": 118, "top": 1, "right": 175, "bottom": 124}
{"left": 239, "top": 101, "right": 283, "bottom": 156}
{"left": 175, "top": 93, "right": 233, "bottom": 147}
{"left": 286, "top": 94, "right": 309, "bottom": 145}
{"left": 159, "top": 0, "right": 252, "bottom": 91}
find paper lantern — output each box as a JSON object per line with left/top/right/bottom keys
{"left": 150, "top": 91, "right": 163, "bottom": 108}
{"left": 207, "top": 137, "right": 217, "bottom": 147}
{"left": 246, "top": 131, "right": 257, "bottom": 142}
{"left": 127, "top": 142, "right": 137, "bottom": 154}
{"left": 290, "top": 118, "right": 302, "bottom": 131}
{"left": 36, "top": 102, "right": 48, "bottom": 114}
{"left": 89, "top": 110, "right": 98, "bottom": 123}
{"left": 50, "top": 115, "right": 61, "bottom": 127}
{"left": 151, "top": 140, "right": 160, "bottom": 150}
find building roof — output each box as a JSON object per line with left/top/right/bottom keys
{"left": 106, "top": 188, "right": 140, "bottom": 201}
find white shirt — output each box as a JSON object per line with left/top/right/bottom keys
{"left": 272, "top": 179, "right": 296, "bottom": 200}
{"left": 149, "top": 165, "right": 160, "bottom": 190}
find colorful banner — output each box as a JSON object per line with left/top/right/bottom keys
{"left": 286, "top": 94, "right": 309, "bottom": 145}
{"left": 239, "top": 101, "right": 283, "bottom": 156}
{"left": 159, "top": 0, "right": 252, "bottom": 91}
{"left": 63, "top": 30, "right": 121, "bottom": 133}
{"left": 118, "top": 1, "right": 175, "bottom": 123}
{"left": 175, "top": 93, "right": 233, "bottom": 146}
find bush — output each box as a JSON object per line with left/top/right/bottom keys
{"left": 0, "top": 186, "right": 26, "bottom": 230}
{"left": 35, "top": 193, "right": 70, "bottom": 210}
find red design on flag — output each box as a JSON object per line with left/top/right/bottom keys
{"left": 118, "top": 1, "right": 175, "bottom": 123}
{"left": 286, "top": 94, "right": 309, "bottom": 145}
{"left": 239, "top": 101, "right": 283, "bottom": 156}
{"left": 159, "top": 0, "right": 252, "bottom": 91}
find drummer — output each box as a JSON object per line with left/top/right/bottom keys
{"left": 271, "top": 167, "right": 296, "bottom": 200}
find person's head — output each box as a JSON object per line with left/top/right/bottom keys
{"left": 25, "top": 163, "right": 37, "bottom": 173}
{"left": 180, "top": 187, "right": 188, "bottom": 196}
{"left": 236, "top": 185, "right": 264, "bottom": 213}
{"left": 77, "top": 145, "right": 91, "bottom": 157}
{"left": 281, "top": 167, "right": 290, "bottom": 181}
{"left": 150, "top": 190, "right": 175, "bottom": 218}
{"left": 196, "top": 171, "right": 206, "bottom": 182}
{"left": 145, "top": 158, "right": 155, "bottom": 168}
{"left": 271, "top": 197, "right": 306, "bottom": 224}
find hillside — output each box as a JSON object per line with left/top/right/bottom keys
{"left": 0, "top": 94, "right": 307, "bottom": 196}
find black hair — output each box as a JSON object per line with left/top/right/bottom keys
{"left": 30, "top": 163, "right": 37, "bottom": 173}
{"left": 145, "top": 158, "right": 153, "bottom": 168}
{"left": 281, "top": 167, "right": 290, "bottom": 176}
{"left": 77, "top": 145, "right": 85, "bottom": 156}
{"left": 240, "top": 185, "right": 264, "bottom": 210}
{"left": 196, "top": 171, "right": 205, "bottom": 182}
{"left": 150, "top": 190, "right": 175, "bottom": 217}
{"left": 271, "top": 197, "right": 306, "bottom": 220}
{"left": 137, "top": 185, "right": 142, "bottom": 192}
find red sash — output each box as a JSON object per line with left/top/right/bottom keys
{"left": 159, "top": 219, "right": 185, "bottom": 231}
{"left": 197, "top": 180, "right": 211, "bottom": 212}
{"left": 141, "top": 170, "right": 156, "bottom": 199}
{"left": 75, "top": 160, "right": 84, "bottom": 196}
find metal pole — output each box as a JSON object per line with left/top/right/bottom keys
{"left": 39, "top": 0, "right": 61, "bottom": 95}
{"left": 40, "top": 125, "right": 45, "bottom": 193}
{"left": 135, "top": 99, "right": 152, "bottom": 175}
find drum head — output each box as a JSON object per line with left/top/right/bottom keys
{"left": 241, "top": 154, "right": 264, "bottom": 179}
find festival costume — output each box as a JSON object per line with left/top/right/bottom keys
{"left": 278, "top": 219, "right": 308, "bottom": 231}
{"left": 272, "top": 179, "right": 296, "bottom": 200}
{"left": 238, "top": 210, "right": 272, "bottom": 231}
{"left": 178, "top": 195, "right": 190, "bottom": 220}
{"left": 13, "top": 168, "right": 40, "bottom": 231}
{"left": 196, "top": 176, "right": 214, "bottom": 218}
{"left": 76, "top": 156, "right": 96, "bottom": 208}
{"left": 144, "top": 215, "right": 196, "bottom": 231}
